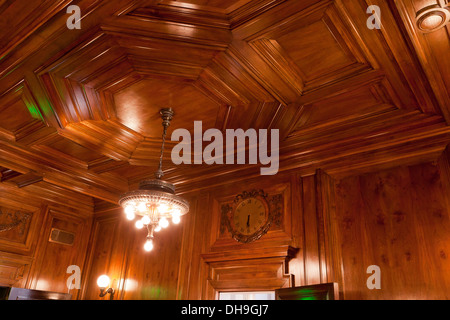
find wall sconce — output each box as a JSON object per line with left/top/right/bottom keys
{"left": 97, "top": 275, "right": 115, "bottom": 300}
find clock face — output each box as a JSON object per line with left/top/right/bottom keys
{"left": 233, "top": 197, "right": 268, "bottom": 236}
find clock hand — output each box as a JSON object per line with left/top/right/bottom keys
{"left": 246, "top": 215, "right": 250, "bottom": 227}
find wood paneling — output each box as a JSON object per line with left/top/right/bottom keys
{"left": 0, "top": 0, "right": 72, "bottom": 60}
{"left": 394, "top": 0, "right": 450, "bottom": 123}
{"left": 113, "top": 78, "right": 221, "bottom": 137}
{"left": 202, "top": 246, "right": 297, "bottom": 299}
{"left": 0, "top": 0, "right": 449, "bottom": 301}
{"left": 0, "top": 203, "right": 92, "bottom": 299}
{"left": 27, "top": 208, "right": 92, "bottom": 299}
{"left": 334, "top": 162, "right": 450, "bottom": 299}
{"left": 0, "top": 252, "right": 33, "bottom": 287}
{"left": 79, "top": 156, "right": 450, "bottom": 300}
{"left": 121, "top": 220, "right": 183, "bottom": 300}
{"left": 81, "top": 206, "right": 184, "bottom": 300}
{"left": 81, "top": 208, "right": 134, "bottom": 300}
{"left": 0, "top": 0, "right": 447, "bottom": 207}
{"left": 0, "top": 206, "right": 37, "bottom": 255}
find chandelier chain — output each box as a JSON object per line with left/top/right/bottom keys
{"left": 155, "top": 108, "right": 174, "bottom": 179}
{"left": 119, "top": 108, "right": 187, "bottom": 253}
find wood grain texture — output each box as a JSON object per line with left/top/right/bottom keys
{"left": 0, "top": 0, "right": 448, "bottom": 204}
{"left": 0, "top": 0, "right": 449, "bottom": 300}
{"left": 81, "top": 208, "right": 134, "bottom": 300}
{"left": 334, "top": 162, "right": 450, "bottom": 299}
{"left": 26, "top": 208, "right": 92, "bottom": 299}
{"left": 78, "top": 157, "right": 450, "bottom": 300}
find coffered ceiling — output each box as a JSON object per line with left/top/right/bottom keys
{"left": 0, "top": 0, "right": 449, "bottom": 207}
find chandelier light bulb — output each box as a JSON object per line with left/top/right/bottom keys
{"left": 124, "top": 205, "right": 135, "bottom": 215}
{"left": 137, "top": 202, "right": 147, "bottom": 213}
{"left": 172, "top": 215, "right": 181, "bottom": 224}
{"left": 126, "top": 212, "right": 135, "bottom": 221}
{"left": 158, "top": 204, "right": 169, "bottom": 214}
{"left": 141, "top": 215, "right": 151, "bottom": 225}
{"left": 135, "top": 220, "right": 144, "bottom": 229}
{"left": 144, "top": 239, "right": 154, "bottom": 252}
{"left": 154, "top": 225, "right": 162, "bottom": 232}
{"left": 159, "top": 217, "right": 169, "bottom": 228}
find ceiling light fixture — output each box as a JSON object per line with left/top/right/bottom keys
{"left": 416, "top": 1, "right": 450, "bottom": 32}
{"left": 118, "top": 108, "right": 189, "bottom": 252}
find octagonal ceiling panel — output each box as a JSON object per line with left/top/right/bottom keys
{"left": 113, "top": 78, "right": 221, "bottom": 137}
{"left": 276, "top": 20, "right": 357, "bottom": 81}
{"left": 0, "top": 0, "right": 448, "bottom": 203}
{"left": 247, "top": 2, "right": 371, "bottom": 98}
{"left": 171, "top": 0, "right": 252, "bottom": 10}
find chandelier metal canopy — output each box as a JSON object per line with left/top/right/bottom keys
{"left": 118, "top": 108, "right": 189, "bottom": 252}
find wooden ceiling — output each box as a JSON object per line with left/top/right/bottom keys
{"left": 0, "top": 0, "right": 449, "bottom": 207}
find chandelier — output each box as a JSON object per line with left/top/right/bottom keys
{"left": 118, "top": 108, "right": 189, "bottom": 252}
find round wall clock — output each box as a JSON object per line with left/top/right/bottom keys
{"left": 226, "top": 190, "right": 272, "bottom": 243}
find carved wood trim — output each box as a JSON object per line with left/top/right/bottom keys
{"left": 0, "top": 209, "right": 31, "bottom": 234}
{"left": 0, "top": 252, "right": 33, "bottom": 287}
{"left": 0, "top": 204, "right": 40, "bottom": 256}
{"left": 201, "top": 245, "right": 298, "bottom": 299}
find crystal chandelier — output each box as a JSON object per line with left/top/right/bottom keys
{"left": 118, "top": 108, "right": 189, "bottom": 252}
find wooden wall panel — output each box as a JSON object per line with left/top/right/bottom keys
{"left": 202, "top": 246, "right": 297, "bottom": 300}
{"left": 0, "top": 181, "right": 93, "bottom": 298}
{"left": 334, "top": 162, "right": 450, "bottom": 299}
{"left": 81, "top": 206, "right": 185, "bottom": 300}
{"left": 288, "top": 171, "right": 341, "bottom": 291}
{"left": 0, "top": 206, "right": 39, "bottom": 255}
{"left": 121, "top": 219, "right": 183, "bottom": 300}
{"left": 300, "top": 175, "right": 322, "bottom": 285}
{"left": 176, "top": 194, "right": 207, "bottom": 300}
{"left": 81, "top": 209, "right": 134, "bottom": 300}
{"left": 178, "top": 173, "right": 317, "bottom": 300}
{"left": 80, "top": 156, "right": 450, "bottom": 300}
{"left": 26, "top": 208, "right": 92, "bottom": 299}
{"left": 0, "top": 252, "right": 33, "bottom": 287}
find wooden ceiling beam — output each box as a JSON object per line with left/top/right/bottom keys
{"left": 0, "top": 139, "right": 127, "bottom": 203}
{"left": 0, "top": 0, "right": 449, "bottom": 207}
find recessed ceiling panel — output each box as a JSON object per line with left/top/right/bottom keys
{"left": 113, "top": 78, "right": 220, "bottom": 137}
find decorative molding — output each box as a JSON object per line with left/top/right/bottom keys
{"left": 201, "top": 245, "right": 298, "bottom": 298}
{"left": 416, "top": 1, "right": 450, "bottom": 33}
{"left": 0, "top": 252, "right": 33, "bottom": 287}
{"left": 0, "top": 209, "right": 31, "bottom": 234}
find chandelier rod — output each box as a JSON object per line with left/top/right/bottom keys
{"left": 155, "top": 108, "right": 174, "bottom": 179}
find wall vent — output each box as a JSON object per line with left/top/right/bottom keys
{"left": 48, "top": 228, "right": 75, "bottom": 246}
